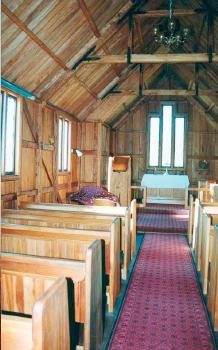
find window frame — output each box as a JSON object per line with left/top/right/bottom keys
{"left": 57, "top": 116, "right": 71, "bottom": 173}
{"left": 1, "top": 88, "right": 21, "bottom": 177}
{"left": 147, "top": 102, "right": 187, "bottom": 171}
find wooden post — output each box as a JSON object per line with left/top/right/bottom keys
{"left": 127, "top": 14, "right": 133, "bottom": 64}
{"left": 139, "top": 64, "right": 144, "bottom": 96}
{"left": 52, "top": 112, "right": 58, "bottom": 202}
{"left": 97, "top": 123, "right": 102, "bottom": 187}
{"left": 35, "top": 104, "right": 42, "bottom": 202}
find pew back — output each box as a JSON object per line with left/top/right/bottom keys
{"left": 1, "top": 239, "right": 103, "bottom": 350}
{"left": 208, "top": 226, "right": 218, "bottom": 331}
{"left": 1, "top": 277, "right": 70, "bottom": 350}
{"left": 19, "top": 199, "right": 136, "bottom": 268}
{"left": 2, "top": 220, "right": 120, "bottom": 312}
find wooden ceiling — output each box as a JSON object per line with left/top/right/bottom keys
{"left": 1, "top": 0, "right": 218, "bottom": 124}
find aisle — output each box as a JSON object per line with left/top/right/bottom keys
{"left": 108, "top": 234, "right": 216, "bottom": 350}
{"left": 137, "top": 204, "right": 189, "bottom": 234}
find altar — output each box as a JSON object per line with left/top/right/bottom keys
{"left": 141, "top": 174, "right": 190, "bottom": 205}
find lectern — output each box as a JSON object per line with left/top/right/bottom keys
{"left": 108, "top": 156, "right": 131, "bottom": 206}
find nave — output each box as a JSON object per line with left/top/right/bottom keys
{"left": 1, "top": 0, "right": 218, "bottom": 349}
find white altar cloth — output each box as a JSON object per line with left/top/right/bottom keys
{"left": 141, "top": 174, "right": 189, "bottom": 189}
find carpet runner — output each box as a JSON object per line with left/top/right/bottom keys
{"left": 137, "top": 204, "right": 189, "bottom": 234}
{"left": 109, "top": 234, "right": 216, "bottom": 350}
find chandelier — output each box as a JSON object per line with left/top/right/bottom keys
{"left": 153, "top": 0, "right": 190, "bottom": 48}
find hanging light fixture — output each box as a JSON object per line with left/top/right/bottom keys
{"left": 153, "top": 0, "right": 190, "bottom": 48}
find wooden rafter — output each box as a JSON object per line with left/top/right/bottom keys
{"left": 77, "top": 0, "right": 120, "bottom": 77}
{"left": 82, "top": 53, "right": 218, "bottom": 65}
{"left": 37, "top": 1, "right": 135, "bottom": 100}
{"left": 66, "top": 1, "right": 134, "bottom": 68}
{"left": 1, "top": 2, "right": 98, "bottom": 100}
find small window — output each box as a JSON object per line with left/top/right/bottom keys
{"left": 58, "top": 117, "right": 71, "bottom": 172}
{"left": 1, "top": 90, "right": 20, "bottom": 175}
{"left": 148, "top": 104, "right": 186, "bottom": 169}
{"left": 149, "top": 117, "right": 160, "bottom": 166}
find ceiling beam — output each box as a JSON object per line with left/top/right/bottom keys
{"left": 108, "top": 89, "right": 217, "bottom": 96}
{"left": 1, "top": 2, "right": 98, "bottom": 100}
{"left": 84, "top": 53, "right": 218, "bottom": 64}
{"left": 132, "top": 9, "right": 207, "bottom": 17}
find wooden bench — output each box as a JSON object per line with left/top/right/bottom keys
{"left": 187, "top": 193, "right": 195, "bottom": 245}
{"left": 193, "top": 202, "right": 218, "bottom": 272}
{"left": 200, "top": 212, "right": 218, "bottom": 294}
{"left": 19, "top": 200, "right": 137, "bottom": 276}
{"left": 1, "top": 277, "right": 71, "bottom": 350}
{"left": 2, "top": 220, "right": 120, "bottom": 312}
{"left": 1, "top": 239, "right": 103, "bottom": 350}
{"left": 208, "top": 226, "right": 218, "bottom": 331}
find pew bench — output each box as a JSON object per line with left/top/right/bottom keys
{"left": 1, "top": 239, "right": 103, "bottom": 349}
{"left": 1, "top": 277, "right": 70, "bottom": 350}
{"left": 2, "top": 220, "right": 120, "bottom": 312}
{"left": 208, "top": 226, "right": 218, "bottom": 331}
{"left": 19, "top": 200, "right": 137, "bottom": 277}
{"left": 200, "top": 213, "right": 218, "bottom": 294}
{"left": 192, "top": 200, "right": 218, "bottom": 269}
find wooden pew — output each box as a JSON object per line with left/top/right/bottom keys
{"left": 187, "top": 193, "right": 195, "bottom": 245}
{"left": 208, "top": 225, "right": 218, "bottom": 331}
{"left": 1, "top": 277, "right": 71, "bottom": 350}
{"left": 1, "top": 220, "right": 120, "bottom": 312}
{"left": 194, "top": 203, "right": 218, "bottom": 272}
{"left": 1, "top": 239, "right": 103, "bottom": 350}
{"left": 3, "top": 199, "right": 137, "bottom": 266}
{"left": 19, "top": 200, "right": 136, "bottom": 277}
{"left": 200, "top": 212, "right": 218, "bottom": 294}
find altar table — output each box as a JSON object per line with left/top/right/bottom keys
{"left": 140, "top": 174, "right": 190, "bottom": 205}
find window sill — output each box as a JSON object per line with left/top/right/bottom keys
{"left": 1, "top": 175, "right": 20, "bottom": 182}
{"left": 58, "top": 171, "right": 71, "bottom": 176}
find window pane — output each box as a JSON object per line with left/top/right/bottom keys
{"left": 62, "top": 120, "right": 69, "bottom": 171}
{"left": 5, "top": 95, "right": 17, "bottom": 173}
{"left": 162, "top": 105, "right": 172, "bottom": 167}
{"left": 174, "top": 118, "right": 185, "bottom": 167}
{"left": 58, "top": 119, "right": 63, "bottom": 171}
{"left": 149, "top": 117, "right": 160, "bottom": 166}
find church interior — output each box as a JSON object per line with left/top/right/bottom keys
{"left": 1, "top": 0, "right": 218, "bottom": 349}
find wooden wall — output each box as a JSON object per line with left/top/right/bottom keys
{"left": 76, "top": 122, "right": 110, "bottom": 188}
{"left": 1, "top": 90, "right": 78, "bottom": 208}
{"left": 2, "top": 91, "right": 217, "bottom": 209}
{"left": 112, "top": 98, "right": 218, "bottom": 186}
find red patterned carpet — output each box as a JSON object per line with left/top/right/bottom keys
{"left": 137, "top": 204, "right": 189, "bottom": 234}
{"left": 109, "top": 234, "right": 216, "bottom": 350}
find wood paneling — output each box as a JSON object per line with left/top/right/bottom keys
{"left": 1, "top": 92, "right": 77, "bottom": 208}
{"left": 112, "top": 98, "right": 218, "bottom": 186}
